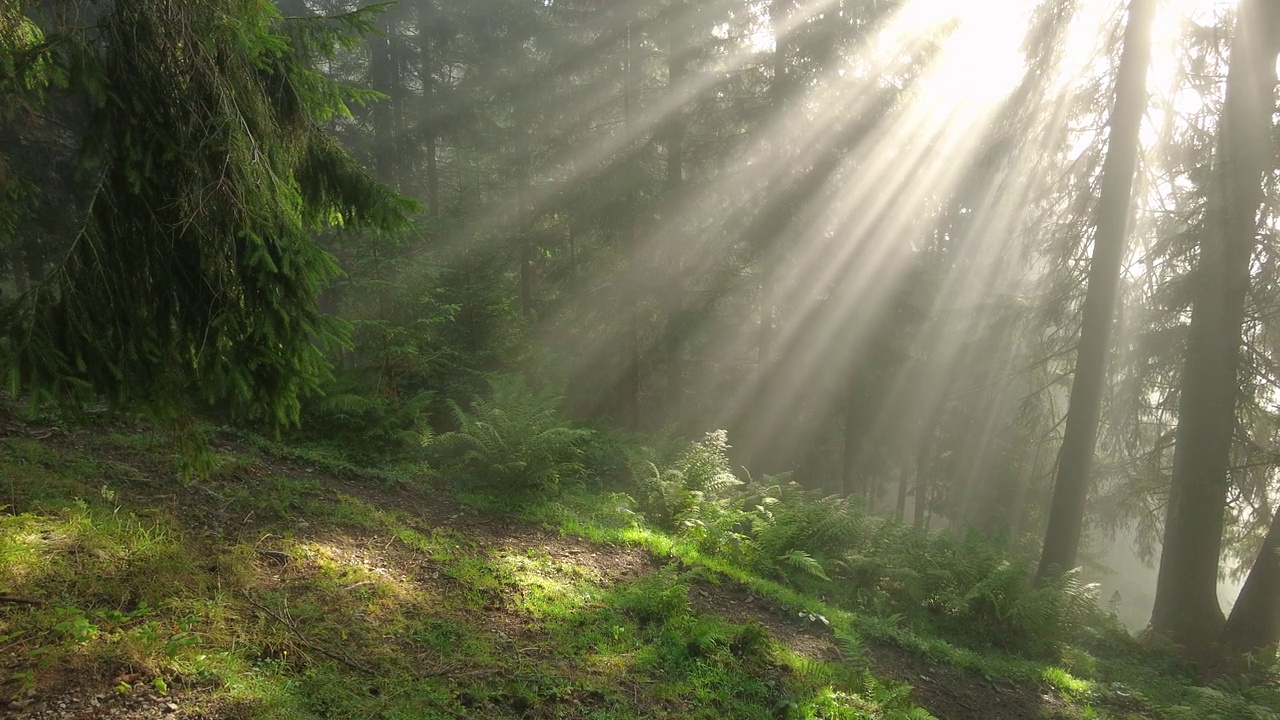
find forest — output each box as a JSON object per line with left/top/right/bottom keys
{"left": 2, "top": 0, "right": 1280, "bottom": 718}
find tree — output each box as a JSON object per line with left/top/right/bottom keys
{"left": 0, "top": 0, "right": 411, "bottom": 427}
{"left": 1221, "top": 505, "right": 1280, "bottom": 654}
{"left": 1035, "top": 0, "right": 1156, "bottom": 580}
{"left": 1150, "top": 0, "right": 1280, "bottom": 649}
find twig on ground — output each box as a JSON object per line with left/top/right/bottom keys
{"left": 240, "top": 590, "right": 375, "bottom": 675}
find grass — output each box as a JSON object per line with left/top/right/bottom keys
{"left": 454, "top": 485, "right": 1280, "bottom": 720}
{"left": 1, "top": 420, "right": 1277, "bottom": 719}
{"left": 0, "top": 425, "right": 937, "bottom": 719}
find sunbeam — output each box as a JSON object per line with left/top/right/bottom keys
{"left": 10, "top": 0, "right": 1280, "bottom": 713}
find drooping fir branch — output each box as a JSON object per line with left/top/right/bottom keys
{"left": 0, "top": 0, "right": 416, "bottom": 428}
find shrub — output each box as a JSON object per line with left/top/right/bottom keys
{"left": 428, "top": 374, "right": 595, "bottom": 495}
{"left": 298, "top": 376, "right": 435, "bottom": 461}
{"left": 747, "top": 482, "right": 873, "bottom": 583}
{"left": 632, "top": 430, "right": 751, "bottom": 556}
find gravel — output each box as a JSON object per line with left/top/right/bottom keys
{"left": 6, "top": 685, "right": 198, "bottom": 720}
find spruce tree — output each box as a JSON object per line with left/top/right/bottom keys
{"left": 0, "top": 0, "right": 412, "bottom": 427}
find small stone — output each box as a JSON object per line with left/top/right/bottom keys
{"left": 165, "top": 701, "right": 180, "bottom": 712}
{"left": 6, "top": 701, "right": 21, "bottom": 711}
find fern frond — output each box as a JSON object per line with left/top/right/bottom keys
{"left": 779, "top": 550, "right": 831, "bottom": 581}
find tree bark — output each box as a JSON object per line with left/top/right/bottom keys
{"left": 417, "top": 0, "right": 441, "bottom": 216}
{"left": 517, "top": 159, "right": 533, "bottom": 316}
{"left": 841, "top": 381, "right": 874, "bottom": 498}
{"left": 756, "top": 0, "right": 789, "bottom": 379}
{"left": 1036, "top": 0, "right": 1155, "bottom": 581}
{"left": 1221, "top": 506, "right": 1280, "bottom": 654}
{"left": 618, "top": 22, "right": 641, "bottom": 429}
{"left": 1150, "top": 0, "right": 1280, "bottom": 649}
{"left": 895, "top": 460, "right": 909, "bottom": 522}
{"left": 369, "top": 17, "right": 399, "bottom": 186}
{"left": 913, "top": 435, "right": 932, "bottom": 529}
{"left": 663, "top": 0, "right": 688, "bottom": 418}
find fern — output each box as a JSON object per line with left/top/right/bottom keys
{"left": 778, "top": 549, "right": 831, "bottom": 581}
{"left": 429, "top": 375, "right": 594, "bottom": 495}
{"left": 834, "top": 628, "right": 866, "bottom": 661}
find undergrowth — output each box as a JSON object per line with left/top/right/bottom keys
{"left": 2, "top": 404, "right": 1278, "bottom": 720}
{"left": 0, "top": 425, "right": 936, "bottom": 719}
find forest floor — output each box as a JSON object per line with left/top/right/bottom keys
{"left": 0, "top": 413, "right": 1270, "bottom": 719}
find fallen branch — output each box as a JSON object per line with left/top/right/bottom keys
{"left": 240, "top": 590, "right": 374, "bottom": 675}
{"left": 0, "top": 595, "right": 43, "bottom": 606}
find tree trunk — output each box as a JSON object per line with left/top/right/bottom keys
{"left": 567, "top": 221, "right": 577, "bottom": 285}
{"left": 1221, "top": 506, "right": 1280, "bottom": 654}
{"left": 618, "top": 22, "right": 641, "bottom": 429}
{"left": 1036, "top": 0, "right": 1155, "bottom": 581}
{"left": 913, "top": 435, "right": 932, "bottom": 529}
{"left": 755, "top": 0, "right": 789, "bottom": 379}
{"left": 895, "top": 461, "right": 910, "bottom": 523}
{"left": 518, "top": 159, "right": 533, "bottom": 316}
{"left": 417, "top": 0, "right": 441, "bottom": 216}
{"left": 744, "top": 0, "right": 790, "bottom": 472}
{"left": 663, "top": 0, "right": 688, "bottom": 419}
{"left": 369, "top": 18, "right": 399, "bottom": 186}
{"left": 1150, "top": 0, "right": 1280, "bottom": 649}
{"left": 841, "top": 381, "right": 873, "bottom": 498}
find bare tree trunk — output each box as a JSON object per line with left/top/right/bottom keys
{"left": 369, "top": 17, "right": 399, "bottom": 187}
{"left": 1036, "top": 0, "right": 1155, "bottom": 580}
{"left": 663, "top": 0, "right": 688, "bottom": 419}
{"left": 1221, "top": 505, "right": 1280, "bottom": 654}
{"left": 841, "top": 383, "right": 872, "bottom": 498}
{"left": 1151, "top": 0, "right": 1280, "bottom": 650}
{"left": 567, "top": 221, "right": 577, "bottom": 285}
{"left": 755, "top": 0, "right": 789, "bottom": 379}
{"left": 895, "top": 461, "right": 910, "bottom": 523}
{"left": 913, "top": 436, "right": 932, "bottom": 530}
{"left": 417, "top": 0, "right": 441, "bottom": 216}
{"left": 518, "top": 159, "right": 533, "bottom": 316}
{"left": 618, "top": 22, "right": 641, "bottom": 429}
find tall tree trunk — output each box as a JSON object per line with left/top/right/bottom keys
{"left": 913, "top": 435, "right": 932, "bottom": 529}
{"left": 369, "top": 18, "right": 399, "bottom": 186}
{"left": 1221, "top": 505, "right": 1280, "bottom": 654}
{"left": 895, "top": 461, "right": 910, "bottom": 523}
{"left": 567, "top": 221, "right": 577, "bottom": 285}
{"left": 618, "top": 22, "right": 641, "bottom": 429}
{"left": 756, "top": 0, "right": 789, "bottom": 379}
{"left": 417, "top": 0, "right": 441, "bottom": 216}
{"left": 518, "top": 158, "right": 533, "bottom": 316}
{"left": 663, "top": 0, "right": 688, "bottom": 420}
{"left": 1036, "top": 0, "right": 1155, "bottom": 580}
{"left": 744, "top": 0, "right": 790, "bottom": 472}
{"left": 841, "top": 381, "right": 874, "bottom": 498}
{"left": 1150, "top": 0, "right": 1280, "bottom": 649}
